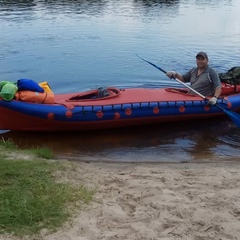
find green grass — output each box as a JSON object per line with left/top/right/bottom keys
{"left": 0, "top": 139, "right": 95, "bottom": 237}
{"left": 0, "top": 137, "right": 54, "bottom": 159}
{"left": 27, "top": 146, "right": 54, "bottom": 159}
{"left": 0, "top": 137, "right": 18, "bottom": 150}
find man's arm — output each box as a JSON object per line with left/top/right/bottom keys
{"left": 209, "top": 68, "right": 222, "bottom": 97}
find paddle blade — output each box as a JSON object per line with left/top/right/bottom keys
{"left": 136, "top": 54, "right": 167, "bottom": 74}
{"left": 223, "top": 109, "right": 240, "bottom": 128}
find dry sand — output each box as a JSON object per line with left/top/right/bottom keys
{"left": 2, "top": 161, "right": 240, "bottom": 240}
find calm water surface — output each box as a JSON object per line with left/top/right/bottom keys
{"left": 1, "top": 0, "right": 240, "bottom": 162}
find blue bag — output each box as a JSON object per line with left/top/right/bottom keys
{"left": 17, "top": 79, "right": 44, "bottom": 93}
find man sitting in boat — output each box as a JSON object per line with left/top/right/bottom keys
{"left": 166, "top": 51, "right": 222, "bottom": 105}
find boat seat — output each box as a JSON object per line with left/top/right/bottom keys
{"left": 97, "top": 87, "right": 110, "bottom": 98}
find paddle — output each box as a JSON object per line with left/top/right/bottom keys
{"left": 136, "top": 54, "right": 240, "bottom": 128}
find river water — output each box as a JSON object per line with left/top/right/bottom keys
{"left": 1, "top": 0, "right": 240, "bottom": 162}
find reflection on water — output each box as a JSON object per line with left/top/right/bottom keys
{"left": 2, "top": 119, "right": 240, "bottom": 163}
{"left": 1, "top": 0, "right": 240, "bottom": 89}
{"left": 1, "top": 0, "right": 240, "bottom": 162}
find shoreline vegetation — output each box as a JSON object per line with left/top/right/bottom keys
{"left": 0, "top": 138, "right": 95, "bottom": 238}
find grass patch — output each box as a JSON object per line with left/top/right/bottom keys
{"left": 0, "top": 137, "right": 18, "bottom": 150}
{"left": 0, "top": 153, "right": 95, "bottom": 237}
{"left": 27, "top": 146, "right": 54, "bottom": 159}
{"left": 0, "top": 137, "right": 55, "bottom": 160}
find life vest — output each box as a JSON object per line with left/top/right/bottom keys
{"left": 15, "top": 91, "right": 54, "bottom": 104}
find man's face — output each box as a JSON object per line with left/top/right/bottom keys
{"left": 196, "top": 56, "right": 208, "bottom": 68}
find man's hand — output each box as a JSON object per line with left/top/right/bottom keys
{"left": 208, "top": 96, "right": 218, "bottom": 105}
{"left": 166, "top": 71, "right": 176, "bottom": 79}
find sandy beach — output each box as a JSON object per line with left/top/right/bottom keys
{"left": 2, "top": 161, "right": 240, "bottom": 240}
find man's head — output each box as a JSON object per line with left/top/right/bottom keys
{"left": 196, "top": 51, "right": 208, "bottom": 69}
{"left": 196, "top": 51, "right": 208, "bottom": 59}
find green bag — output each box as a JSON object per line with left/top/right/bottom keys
{"left": 219, "top": 66, "right": 240, "bottom": 85}
{"left": 0, "top": 82, "right": 18, "bottom": 101}
{"left": 0, "top": 81, "right": 10, "bottom": 91}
